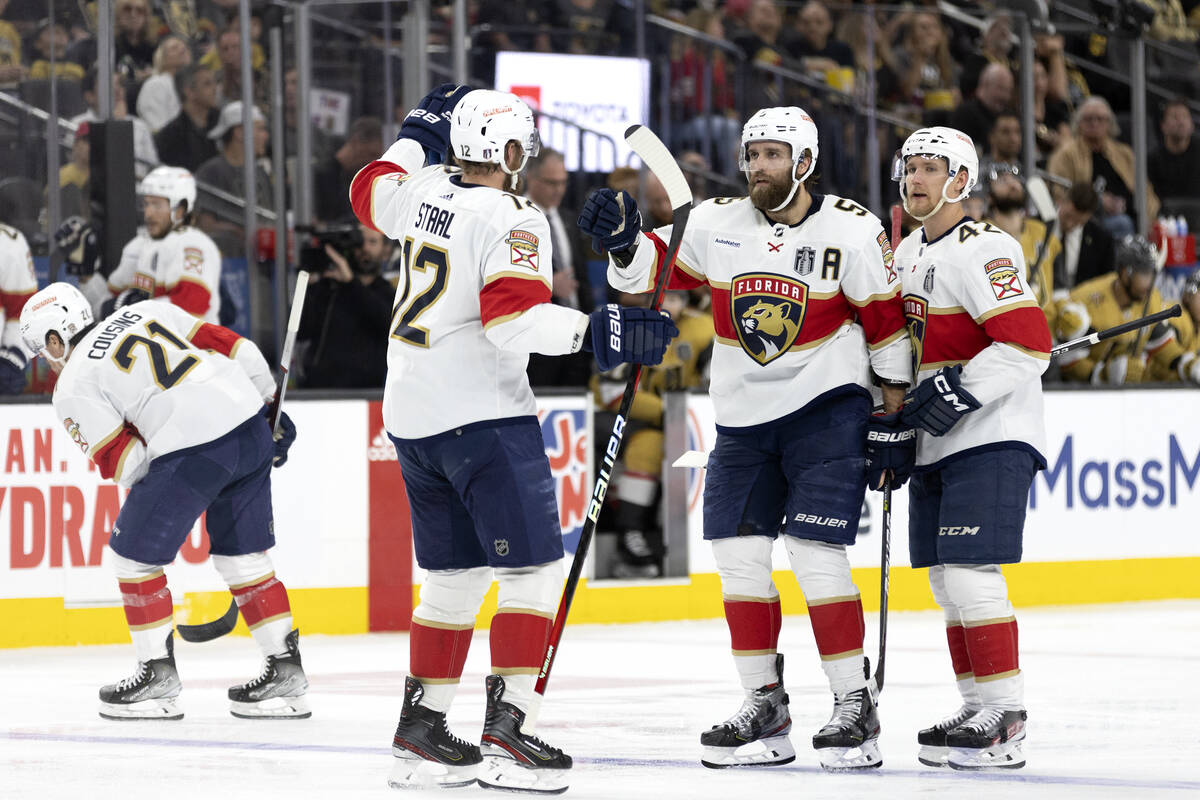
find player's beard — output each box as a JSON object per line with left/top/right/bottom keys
{"left": 748, "top": 171, "right": 794, "bottom": 211}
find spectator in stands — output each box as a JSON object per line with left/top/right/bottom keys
{"left": 673, "top": 8, "right": 740, "bottom": 176}
{"left": 1049, "top": 96, "right": 1160, "bottom": 238}
{"left": 607, "top": 166, "right": 638, "bottom": 196}
{"left": 471, "top": 0, "right": 553, "bottom": 85}
{"left": 1034, "top": 32, "right": 1070, "bottom": 105}
{"left": 0, "top": 0, "right": 27, "bottom": 88}
{"left": 1054, "top": 182, "right": 1115, "bottom": 291}
{"left": 297, "top": 224, "right": 394, "bottom": 389}
{"left": 155, "top": 65, "right": 220, "bottom": 173}
{"left": 524, "top": 148, "right": 593, "bottom": 388}
{"left": 793, "top": 1, "right": 855, "bottom": 81}
{"left": 1032, "top": 59, "right": 1071, "bottom": 165}
{"left": 949, "top": 62, "right": 1013, "bottom": 149}
{"left": 313, "top": 117, "right": 383, "bottom": 224}
{"left": 200, "top": 27, "right": 263, "bottom": 108}
{"left": 72, "top": 65, "right": 159, "bottom": 177}
{"left": 959, "top": 12, "right": 1017, "bottom": 99}
{"left": 1148, "top": 98, "right": 1200, "bottom": 205}
{"left": 137, "top": 34, "right": 192, "bottom": 133}
{"left": 67, "top": 0, "right": 157, "bottom": 84}
{"left": 644, "top": 172, "right": 674, "bottom": 229}
{"left": 283, "top": 66, "right": 334, "bottom": 168}
{"left": 836, "top": 9, "right": 900, "bottom": 104}
{"left": 546, "top": 0, "right": 631, "bottom": 56}
{"left": 29, "top": 18, "right": 84, "bottom": 81}
{"left": 975, "top": 111, "right": 1023, "bottom": 201}
{"left": 893, "top": 11, "right": 958, "bottom": 120}
{"left": 732, "top": 0, "right": 802, "bottom": 107}
{"left": 57, "top": 121, "right": 90, "bottom": 220}
{"left": 679, "top": 150, "right": 711, "bottom": 202}
{"left": 986, "top": 172, "right": 1059, "bottom": 323}
{"left": 194, "top": 100, "right": 273, "bottom": 258}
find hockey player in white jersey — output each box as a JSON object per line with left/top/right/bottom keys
{"left": 873, "top": 127, "right": 1053, "bottom": 770}
{"left": 350, "top": 84, "right": 676, "bottom": 792}
{"left": 580, "top": 106, "right": 912, "bottom": 772}
{"left": 20, "top": 283, "right": 308, "bottom": 721}
{"left": 0, "top": 221, "right": 37, "bottom": 394}
{"left": 55, "top": 166, "right": 222, "bottom": 323}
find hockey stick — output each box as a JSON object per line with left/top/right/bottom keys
{"left": 1050, "top": 304, "right": 1181, "bottom": 359}
{"left": 873, "top": 204, "right": 903, "bottom": 697}
{"left": 177, "top": 271, "right": 310, "bottom": 644}
{"left": 534, "top": 126, "right": 692, "bottom": 697}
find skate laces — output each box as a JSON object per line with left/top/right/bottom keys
{"left": 830, "top": 688, "right": 865, "bottom": 724}
{"left": 724, "top": 692, "right": 771, "bottom": 734}
{"left": 114, "top": 662, "right": 150, "bottom": 692}
{"left": 960, "top": 707, "right": 1004, "bottom": 734}
{"left": 622, "top": 531, "right": 653, "bottom": 558}
{"left": 938, "top": 706, "right": 976, "bottom": 731}
{"left": 243, "top": 659, "right": 276, "bottom": 690}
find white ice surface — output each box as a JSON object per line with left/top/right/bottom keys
{"left": 2, "top": 601, "right": 1198, "bottom": 800}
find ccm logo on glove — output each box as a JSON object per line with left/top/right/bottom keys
{"left": 934, "top": 373, "right": 971, "bottom": 411}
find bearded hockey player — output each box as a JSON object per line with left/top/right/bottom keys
{"left": 580, "top": 105, "right": 911, "bottom": 772}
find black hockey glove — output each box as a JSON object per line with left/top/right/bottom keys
{"left": 400, "top": 83, "right": 474, "bottom": 166}
{"left": 865, "top": 412, "right": 916, "bottom": 490}
{"left": 578, "top": 189, "right": 641, "bottom": 255}
{"left": 0, "top": 346, "right": 27, "bottom": 395}
{"left": 268, "top": 409, "right": 297, "bottom": 467}
{"left": 53, "top": 216, "right": 103, "bottom": 277}
{"left": 582, "top": 304, "right": 678, "bottom": 372}
{"left": 900, "top": 365, "right": 981, "bottom": 437}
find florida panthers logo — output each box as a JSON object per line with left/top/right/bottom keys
{"left": 903, "top": 294, "right": 928, "bottom": 373}
{"left": 732, "top": 272, "right": 808, "bottom": 365}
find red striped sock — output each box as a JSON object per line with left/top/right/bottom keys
{"left": 808, "top": 596, "right": 865, "bottom": 659}
{"left": 410, "top": 620, "right": 475, "bottom": 681}
{"left": 490, "top": 610, "right": 553, "bottom": 673}
{"left": 723, "top": 598, "right": 782, "bottom": 655}
{"left": 119, "top": 572, "right": 173, "bottom": 629}
{"left": 231, "top": 573, "right": 291, "bottom": 629}
{"left": 946, "top": 623, "right": 973, "bottom": 679}
{"left": 964, "top": 618, "right": 1020, "bottom": 679}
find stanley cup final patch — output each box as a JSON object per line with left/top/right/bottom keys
{"left": 506, "top": 229, "right": 540, "bottom": 271}
{"left": 731, "top": 272, "right": 808, "bottom": 365}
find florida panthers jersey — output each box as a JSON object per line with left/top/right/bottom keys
{"left": 894, "top": 216, "right": 1052, "bottom": 468}
{"left": 0, "top": 223, "right": 37, "bottom": 352}
{"left": 608, "top": 194, "right": 910, "bottom": 429}
{"left": 52, "top": 300, "right": 275, "bottom": 488}
{"left": 104, "top": 226, "right": 222, "bottom": 323}
{"left": 350, "top": 138, "right": 589, "bottom": 438}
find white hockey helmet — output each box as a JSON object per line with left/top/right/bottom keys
{"left": 738, "top": 106, "right": 820, "bottom": 212}
{"left": 894, "top": 126, "right": 979, "bottom": 219}
{"left": 19, "top": 282, "right": 95, "bottom": 370}
{"left": 139, "top": 166, "right": 197, "bottom": 220}
{"left": 450, "top": 89, "right": 540, "bottom": 178}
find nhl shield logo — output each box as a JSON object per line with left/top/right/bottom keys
{"left": 731, "top": 272, "right": 808, "bottom": 366}
{"left": 494, "top": 539, "right": 510, "bottom": 557}
{"left": 903, "top": 295, "right": 928, "bottom": 373}
{"left": 794, "top": 247, "right": 816, "bottom": 276}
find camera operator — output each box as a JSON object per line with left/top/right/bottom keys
{"left": 297, "top": 222, "right": 394, "bottom": 389}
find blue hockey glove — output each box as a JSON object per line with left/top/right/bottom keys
{"left": 0, "top": 346, "right": 27, "bottom": 395}
{"left": 578, "top": 189, "right": 642, "bottom": 254}
{"left": 583, "top": 304, "right": 678, "bottom": 372}
{"left": 400, "top": 83, "right": 474, "bottom": 166}
{"left": 268, "top": 409, "right": 297, "bottom": 467}
{"left": 54, "top": 216, "right": 103, "bottom": 277}
{"left": 865, "top": 412, "right": 916, "bottom": 490}
{"left": 900, "top": 365, "right": 982, "bottom": 437}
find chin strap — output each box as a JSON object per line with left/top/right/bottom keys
{"left": 767, "top": 152, "right": 815, "bottom": 213}
{"left": 902, "top": 173, "right": 969, "bottom": 222}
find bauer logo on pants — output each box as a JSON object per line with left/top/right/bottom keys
{"left": 731, "top": 272, "right": 808, "bottom": 366}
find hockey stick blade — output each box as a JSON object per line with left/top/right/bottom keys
{"left": 535, "top": 127, "right": 692, "bottom": 697}
{"left": 177, "top": 598, "right": 239, "bottom": 642}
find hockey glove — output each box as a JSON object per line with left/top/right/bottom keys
{"left": 578, "top": 189, "right": 641, "bottom": 254}
{"left": 400, "top": 83, "right": 474, "bottom": 166}
{"left": 583, "top": 304, "right": 678, "bottom": 373}
{"left": 53, "top": 216, "right": 103, "bottom": 277}
{"left": 114, "top": 287, "right": 150, "bottom": 312}
{"left": 900, "top": 365, "right": 981, "bottom": 437}
{"left": 865, "top": 412, "right": 916, "bottom": 490}
{"left": 0, "top": 346, "right": 27, "bottom": 395}
{"left": 268, "top": 410, "right": 297, "bottom": 467}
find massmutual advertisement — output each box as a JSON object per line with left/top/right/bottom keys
{"left": 494, "top": 51, "right": 651, "bottom": 173}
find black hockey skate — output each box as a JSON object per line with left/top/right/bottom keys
{"left": 98, "top": 631, "right": 183, "bottom": 720}
{"left": 612, "top": 530, "right": 662, "bottom": 579}
{"left": 917, "top": 705, "right": 979, "bottom": 767}
{"left": 946, "top": 707, "right": 1027, "bottom": 770}
{"left": 477, "top": 675, "right": 572, "bottom": 794}
{"left": 389, "top": 676, "right": 482, "bottom": 790}
{"left": 229, "top": 629, "right": 310, "bottom": 718}
{"left": 700, "top": 653, "right": 795, "bottom": 769}
{"left": 812, "top": 685, "right": 882, "bottom": 771}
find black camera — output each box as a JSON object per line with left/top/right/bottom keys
{"left": 296, "top": 223, "right": 364, "bottom": 272}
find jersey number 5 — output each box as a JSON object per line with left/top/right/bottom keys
{"left": 113, "top": 321, "right": 200, "bottom": 389}
{"left": 391, "top": 238, "right": 450, "bottom": 348}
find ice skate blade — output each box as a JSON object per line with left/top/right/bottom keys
{"left": 816, "top": 739, "right": 882, "bottom": 772}
{"left": 387, "top": 751, "right": 478, "bottom": 790}
{"left": 98, "top": 697, "right": 183, "bottom": 720}
{"left": 947, "top": 741, "right": 1026, "bottom": 771}
{"left": 917, "top": 745, "right": 949, "bottom": 768}
{"left": 230, "top": 694, "right": 311, "bottom": 719}
{"left": 477, "top": 754, "right": 569, "bottom": 795}
{"left": 701, "top": 735, "right": 796, "bottom": 769}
